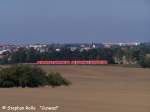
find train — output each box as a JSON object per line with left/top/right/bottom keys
{"left": 36, "top": 60, "right": 108, "bottom": 65}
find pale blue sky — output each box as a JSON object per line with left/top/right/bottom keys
{"left": 0, "top": 0, "right": 149, "bottom": 44}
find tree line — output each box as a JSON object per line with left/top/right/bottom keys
{"left": 0, "top": 45, "right": 150, "bottom": 68}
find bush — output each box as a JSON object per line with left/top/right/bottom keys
{"left": 47, "top": 72, "right": 71, "bottom": 87}
{"left": 0, "top": 81, "right": 15, "bottom": 88}
{"left": 0, "top": 65, "right": 70, "bottom": 88}
{"left": 139, "top": 56, "right": 150, "bottom": 68}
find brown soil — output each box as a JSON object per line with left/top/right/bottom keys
{"left": 0, "top": 65, "right": 150, "bottom": 112}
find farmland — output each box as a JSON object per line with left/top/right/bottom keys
{"left": 0, "top": 65, "right": 150, "bottom": 112}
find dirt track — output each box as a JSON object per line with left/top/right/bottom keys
{"left": 0, "top": 65, "right": 150, "bottom": 112}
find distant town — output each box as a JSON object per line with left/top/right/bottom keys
{"left": 0, "top": 42, "right": 143, "bottom": 56}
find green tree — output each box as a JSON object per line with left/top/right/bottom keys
{"left": 0, "top": 65, "right": 71, "bottom": 88}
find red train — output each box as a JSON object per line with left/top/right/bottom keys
{"left": 36, "top": 60, "right": 108, "bottom": 65}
